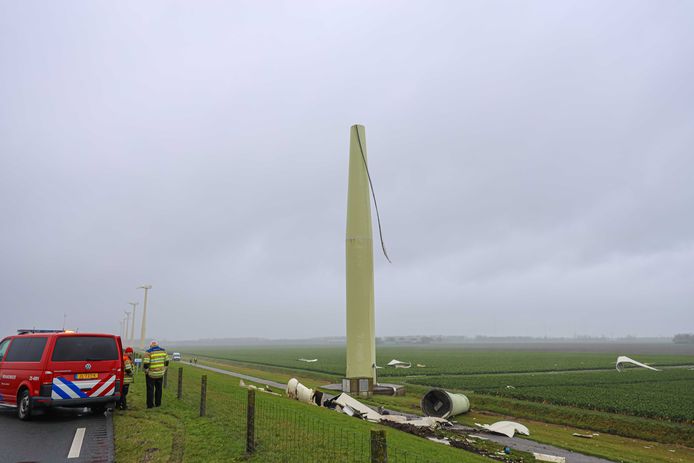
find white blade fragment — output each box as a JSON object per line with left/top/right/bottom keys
{"left": 533, "top": 453, "right": 566, "bottom": 463}
{"left": 386, "top": 359, "right": 412, "bottom": 368}
{"left": 475, "top": 421, "right": 530, "bottom": 438}
{"left": 333, "top": 393, "right": 382, "bottom": 422}
{"left": 616, "top": 356, "right": 660, "bottom": 372}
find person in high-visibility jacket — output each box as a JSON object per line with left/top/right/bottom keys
{"left": 143, "top": 340, "right": 169, "bottom": 408}
{"left": 119, "top": 346, "right": 135, "bottom": 410}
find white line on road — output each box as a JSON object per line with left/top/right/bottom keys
{"left": 68, "top": 427, "right": 86, "bottom": 459}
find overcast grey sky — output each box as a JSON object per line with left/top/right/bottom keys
{"left": 1, "top": 1, "right": 693, "bottom": 341}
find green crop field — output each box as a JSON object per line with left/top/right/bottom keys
{"left": 179, "top": 344, "right": 694, "bottom": 426}
{"left": 180, "top": 344, "right": 694, "bottom": 377}
{"left": 407, "top": 369, "right": 694, "bottom": 422}
{"left": 173, "top": 344, "right": 694, "bottom": 462}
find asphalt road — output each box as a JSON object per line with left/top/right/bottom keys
{"left": 458, "top": 429, "right": 613, "bottom": 463}
{"left": 0, "top": 406, "right": 113, "bottom": 463}
{"left": 187, "top": 361, "right": 288, "bottom": 389}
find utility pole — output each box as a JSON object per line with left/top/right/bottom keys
{"left": 62, "top": 313, "right": 67, "bottom": 331}
{"left": 128, "top": 302, "right": 138, "bottom": 345}
{"left": 138, "top": 285, "right": 152, "bottom": 349}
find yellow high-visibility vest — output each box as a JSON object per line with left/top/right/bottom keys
{"left": 143, "top": 349, "right": 168, "bottom": 379}
{"left": 123, "top": 357, "right": 135, "bottom": 384}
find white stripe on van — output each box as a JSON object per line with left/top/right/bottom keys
{"left": 52, "top": 378, "right": 82, "bottom": 399}
{"left": 71, "top": 379, "right": 100, "bottom": 389}
{"left": 90, "top": 375, "right": 115, "bottom": 397}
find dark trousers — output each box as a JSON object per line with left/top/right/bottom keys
{"left": 146, "top": 376, "right": 163, "bottom": 408}
{"left": 119, "top": 384, "right": 130, "bottom": 409}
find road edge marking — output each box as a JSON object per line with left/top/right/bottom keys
{"left": 68, "top": 427, "right": 86, "bottom": 459}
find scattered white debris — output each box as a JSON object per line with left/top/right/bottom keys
{"left": 616, "top": 355, "right": 660, "bottom": 372}
{"left": 286, "top": 378, "right": 318, "bottom": 404}
{"left": 262, "top": 384, "right": 280, "bottom": 396}
{"left": 328, "top": 392, "right": 453, "bottom": 430}
{"left": 505, "top": 385, "right": 516, "bottom": 389}
{"left": 379, "top": 414, "right": 450, "bottom": 429}
{"left": 572, "top": 433, "right": 594, "bottom": 438}
{"left": 533, "top": 453, "right": 566, "bottom": 463}
{"left": 379, "top": 414, "right": 408, "bottom": 424}
{"left": 416, "top": 364, "right": 426, "bottom": 368}
{"left": 402, "top": 416, "right": 450, "bottom": 429}
{"left": 296, "top": 382, "right": 316, "bottom": 404}
{"left": 333, "top": 393, "right": 383, "bottom": 421}
{"left": 239, "top": 379, "right": 280, "bottom": 395}
{"left": 239, "top": 379, "right": 258, "bottom": 390}
{"left": 386, "top": 359, "right": 412, "bottom": 368}
{"left": 427, "top": 437, "right": 451, "bottom": 445}
{"left": 341, "top": 404, "right": 357, "bottom": 417}
{"left": 475, "top": 421, "right": 530, "bottom": 438}
{"left": 298, "top": 358, "right": 318, "bottom": 363}
{"left": 286, "top": 378, "right": 299, "bottom": 398}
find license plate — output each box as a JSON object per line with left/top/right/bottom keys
{"left": 75, "top": 373, "right": 98, "bottom": 380}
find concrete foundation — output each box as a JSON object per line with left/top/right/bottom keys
{"left": 323, "top": 382, "right": 406, "bottom": 397}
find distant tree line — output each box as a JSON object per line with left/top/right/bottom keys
{"left": 376, "top": 335, "right": 444, "bottom": 345}
{"left": 673, "top": 333, "right": 694, "bottom": 344}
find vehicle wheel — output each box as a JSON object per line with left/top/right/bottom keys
{"left": 17, "top": 389, "right": 32, "bottom": 421}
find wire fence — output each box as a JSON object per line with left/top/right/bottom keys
{"left": 256, "top": 394, "right": 370, "bottom": 462}
{"left": 165, "top": 366, "right": 437, "bottom": 462}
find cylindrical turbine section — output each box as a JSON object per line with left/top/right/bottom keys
{"left": 345, "top": 124, "right": 376, "bottom": 394}
{"left": 421, "top": 389, "right": 471, "bottom": 418}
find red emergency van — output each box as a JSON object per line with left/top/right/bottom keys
{"left": 0, "top": 330, "right": 123, "bottom": 420}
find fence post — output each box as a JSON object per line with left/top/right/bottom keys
{"left": 163, "top": 368, "right": 168, "bottom": 388}
{"left": 200, "top": 375, "right": 207, "bottom": 416}
{"left": 177, "top": 367, "right": 183, "bottom": 399}
{"left": 246, "top": 388, "right": 256, "bottom": 454}
{"left": 371, "top": 429, "right": 387, "bottom": 463}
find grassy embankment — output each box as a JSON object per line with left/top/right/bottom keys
{"left": 180, "top": 348, "right": 694, "bottom": 463}
{"left": 113, "top": 364, "right": 498, "bottom": 462}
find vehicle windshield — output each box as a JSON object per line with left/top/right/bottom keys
{"left": 51, "top": 336, "right": 118, "bottom": 361}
